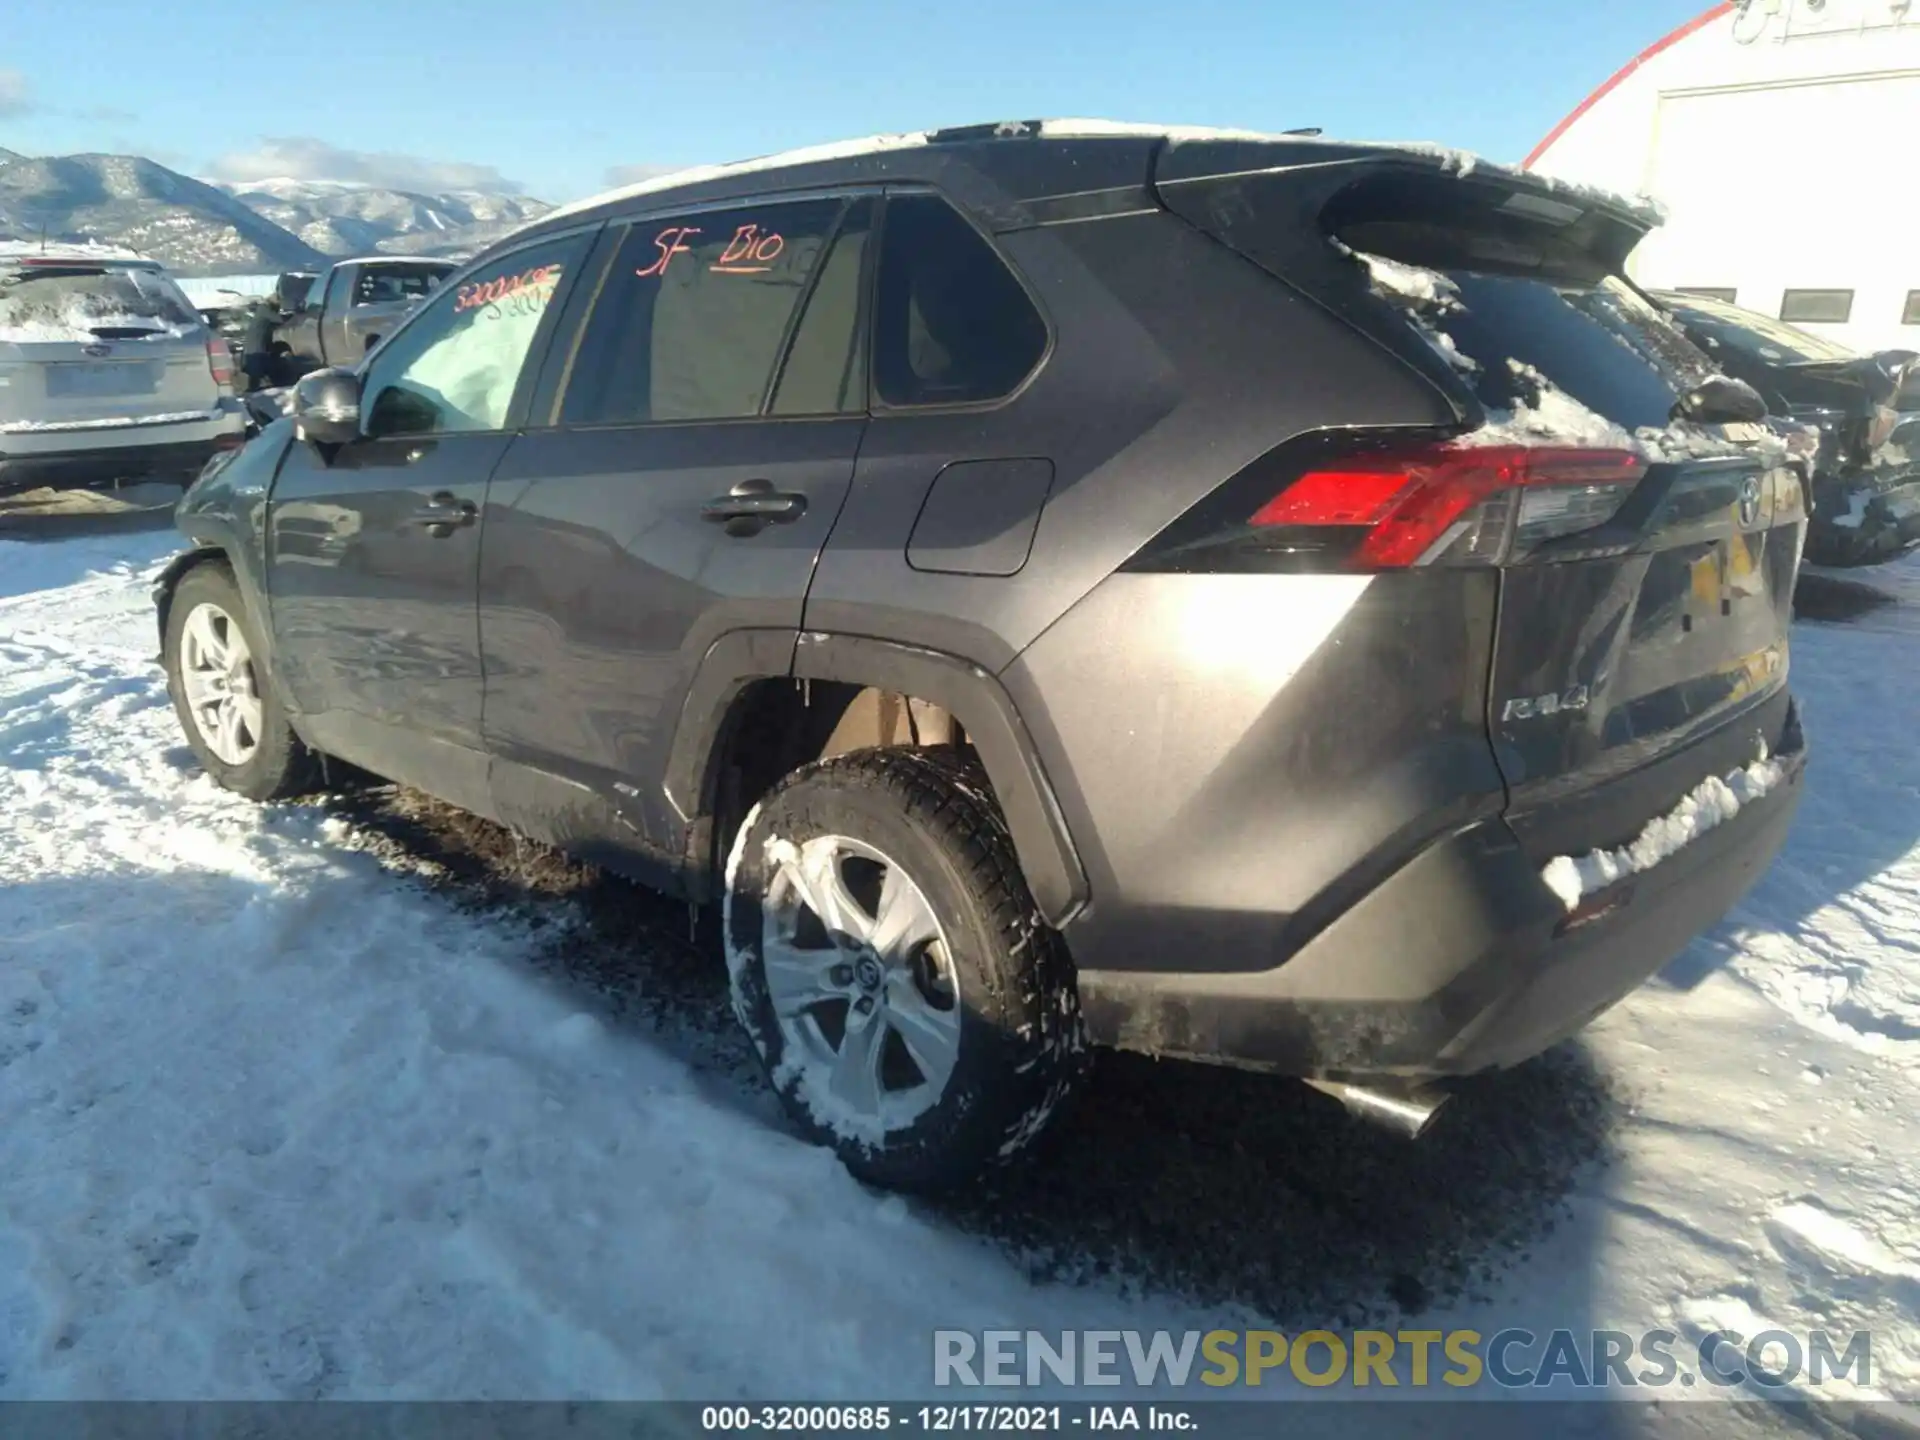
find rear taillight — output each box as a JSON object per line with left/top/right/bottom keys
{"left": 1247, "top": 443, "right": 1647, "bottom": 568}
{"left": 206, "top": 337, "right": 235, "bottom": 391}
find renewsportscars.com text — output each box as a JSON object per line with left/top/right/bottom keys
{"left": 933, "top": 1328, "right": 1872, "bottom": 1390}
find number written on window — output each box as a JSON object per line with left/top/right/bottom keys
{"left": 456, "top": 263, "right": 564, "bottom": 316}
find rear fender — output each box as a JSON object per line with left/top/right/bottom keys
{"left": 666, "top": 630, "right": 1090, "bottom": 926}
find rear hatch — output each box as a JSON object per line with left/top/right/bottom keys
{"left": 0, "top": 261, "right": 222, "bottom": 433}
{"left": 1153, "top": 140, "right": 1805, "bottom": 870}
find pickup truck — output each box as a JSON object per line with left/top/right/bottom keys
{"left": 274, "top": 257, "right": 454, "bottom": 373}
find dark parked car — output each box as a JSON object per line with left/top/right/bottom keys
{"left": 1652, "top": 290, "right": 1920, "bottom": 567}
{"left": 153, "top": 123, "right": 1807, "bottom": 1191}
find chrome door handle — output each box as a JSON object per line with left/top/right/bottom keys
{"left": 702, "top": 477, "right": 807, "bottom": 533}
{"left": 410, "top": 491, "right": 476, "bottom": 536}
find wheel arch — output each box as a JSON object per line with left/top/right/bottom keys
{"left": 666, "top": 630, "right": 1090, "bottom": 928}
{"left": 152, "top": 545, "right": 236, "bottom": 654}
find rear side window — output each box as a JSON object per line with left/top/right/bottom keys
{"left": 0, "top": 265, "right": 199, "bottom": 341}
{"left": 873, "top": 193, "right": 1046, "bottom": 407}
{"left": 561, "top": 198, "right": 845, "bottom": 426}
{"left": 1903, "top": 290, "right": 1920, "bottom": 326}
{"left": 354, "top": 265, "right": 445, "bottom": 305}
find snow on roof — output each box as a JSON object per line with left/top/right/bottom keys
{"left": 544, "top": 119, "right": 1662, "bottom": 234}
{"left": 541, "top": 131, "right": 932, "bottom": 226}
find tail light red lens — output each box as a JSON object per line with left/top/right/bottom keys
{"left": 206, "top": 338, "right": 235, "bottom": 389}
{"left": 1250, "top": 443, "right": 1648, "bottom": 568}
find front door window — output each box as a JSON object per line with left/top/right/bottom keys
{"left": 361, "top": 234, "right": 590, "bottom": 439}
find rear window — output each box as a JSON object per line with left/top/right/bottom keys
{"left": 0, "top": 265, "right": 200, "bottom": 341}
{"left": 1352, "top": 247, "right": 1721, "bottom": 434}
{"left": 1662, "top": 296, "right": 1857, "bottom": 365}
{"left": 353, "top": 265, "right": 447, "bottom": 305}
{"left": 1421, "top": 270, "right": 1717, "bottom": 432}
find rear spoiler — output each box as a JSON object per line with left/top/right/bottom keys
{"left": 1152, "top": 136, "right": 1662, "bottom": 241}
{"left": 1146, "top": 137, "right": 1665, "bottom": 429}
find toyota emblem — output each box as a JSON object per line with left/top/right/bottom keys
{"left": 1737, "top": 475, "right": 1761, "bottom": 528}
{"left": 81, "top": 342, "right": 111, "bottom": 358}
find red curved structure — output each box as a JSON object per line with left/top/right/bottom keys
{"left": 1522, "top": 3, "right": 1736, "bottom": 170}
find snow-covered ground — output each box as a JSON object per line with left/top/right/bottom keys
{"left": 2, "top": 529, "right": 1918, "bottom": 1423}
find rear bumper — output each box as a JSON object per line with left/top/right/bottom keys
{"left": 1077, "top": 699, "right": 1806, "bottom": 1079}
{"left": 0, "top": 407, "right": 244, "bottom": 490}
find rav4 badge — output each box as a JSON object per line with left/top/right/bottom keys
{"left": 1502, "top": 685, "right": 1591, "bottom": 722}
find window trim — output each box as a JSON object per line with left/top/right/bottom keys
{"left": 353, "top": 220, "right": 605, "bottom": 442}
{"left": 1672, "top": 286, "right": 1737, "bottom": 304}
{"left": 1779, "top": 288, "right": 1854, "bottom": 325}
{"left": 759, "top": 196, "right": 874, "bottom": 418}
{"left": 865, "top": 183, "right": 1056, "bottom": 418}
{"left": 537, "top": 185, "right": 878, "bottom": 433}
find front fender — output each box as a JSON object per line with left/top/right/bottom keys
{"left": 153, "top": 418, "right": 297, "bottom": 659}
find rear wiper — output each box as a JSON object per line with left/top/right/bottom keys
{"left": 1672, "top": 374, "right": 1767, "bottom": 425}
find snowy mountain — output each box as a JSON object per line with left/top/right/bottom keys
{"left": 216, "top": 179, "right": 552, "bottom": 259}
{"left": 371, "top": 215, "right": 545, "bottom": 260}
{"left": 0, "top": 152, "right": 327, "bottom": 275}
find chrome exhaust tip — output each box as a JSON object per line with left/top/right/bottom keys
{"left": 1305, "top": 1079, "right": 1452, "bottom": 1139}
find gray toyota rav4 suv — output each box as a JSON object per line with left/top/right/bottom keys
{"left": 156, "top": 122, "right": 1808, "bottom": 1191}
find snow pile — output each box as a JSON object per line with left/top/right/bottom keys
{"left": 1540, "top": 746, "right": 1790, "bottom": 911}
{"left": 4, "top": 534, "right": 1920, "bottom": 1405}
{"left": 1357, "top": 252, "right": 1459, "bottom": 309}
{"left": 0, "top": 537, "right": 1206, "bottom": 1401}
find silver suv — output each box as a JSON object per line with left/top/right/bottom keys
{"left": 0, "top": 252, "right": 245, "bottom": 490}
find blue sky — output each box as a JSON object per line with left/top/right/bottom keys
{"left": 1, "top": 0, "right": 1709, "bottom": 202}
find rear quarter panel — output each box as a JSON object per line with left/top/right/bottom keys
{"left": 801, "top": 205, "right": 1454, "bottom": 668}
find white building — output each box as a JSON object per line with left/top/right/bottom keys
{"left": 1524, "top": 0, "right": 1920, "bottom": 354}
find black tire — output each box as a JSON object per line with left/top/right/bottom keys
{"left": 163, "top": 563, "right": 322, "bottom": 802}
{"left": 724, "top": 747, "right": 1087, "bottom": 1192}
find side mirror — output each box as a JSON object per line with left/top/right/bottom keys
{"left": 294, "top": 368, "right": 362, "bottom": 446}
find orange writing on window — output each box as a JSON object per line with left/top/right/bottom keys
{"left": 638, "top": 226, "right": 701, "bottom": 277}
{"left": 712, "top": 223, "right": 785, "bottom": 274}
